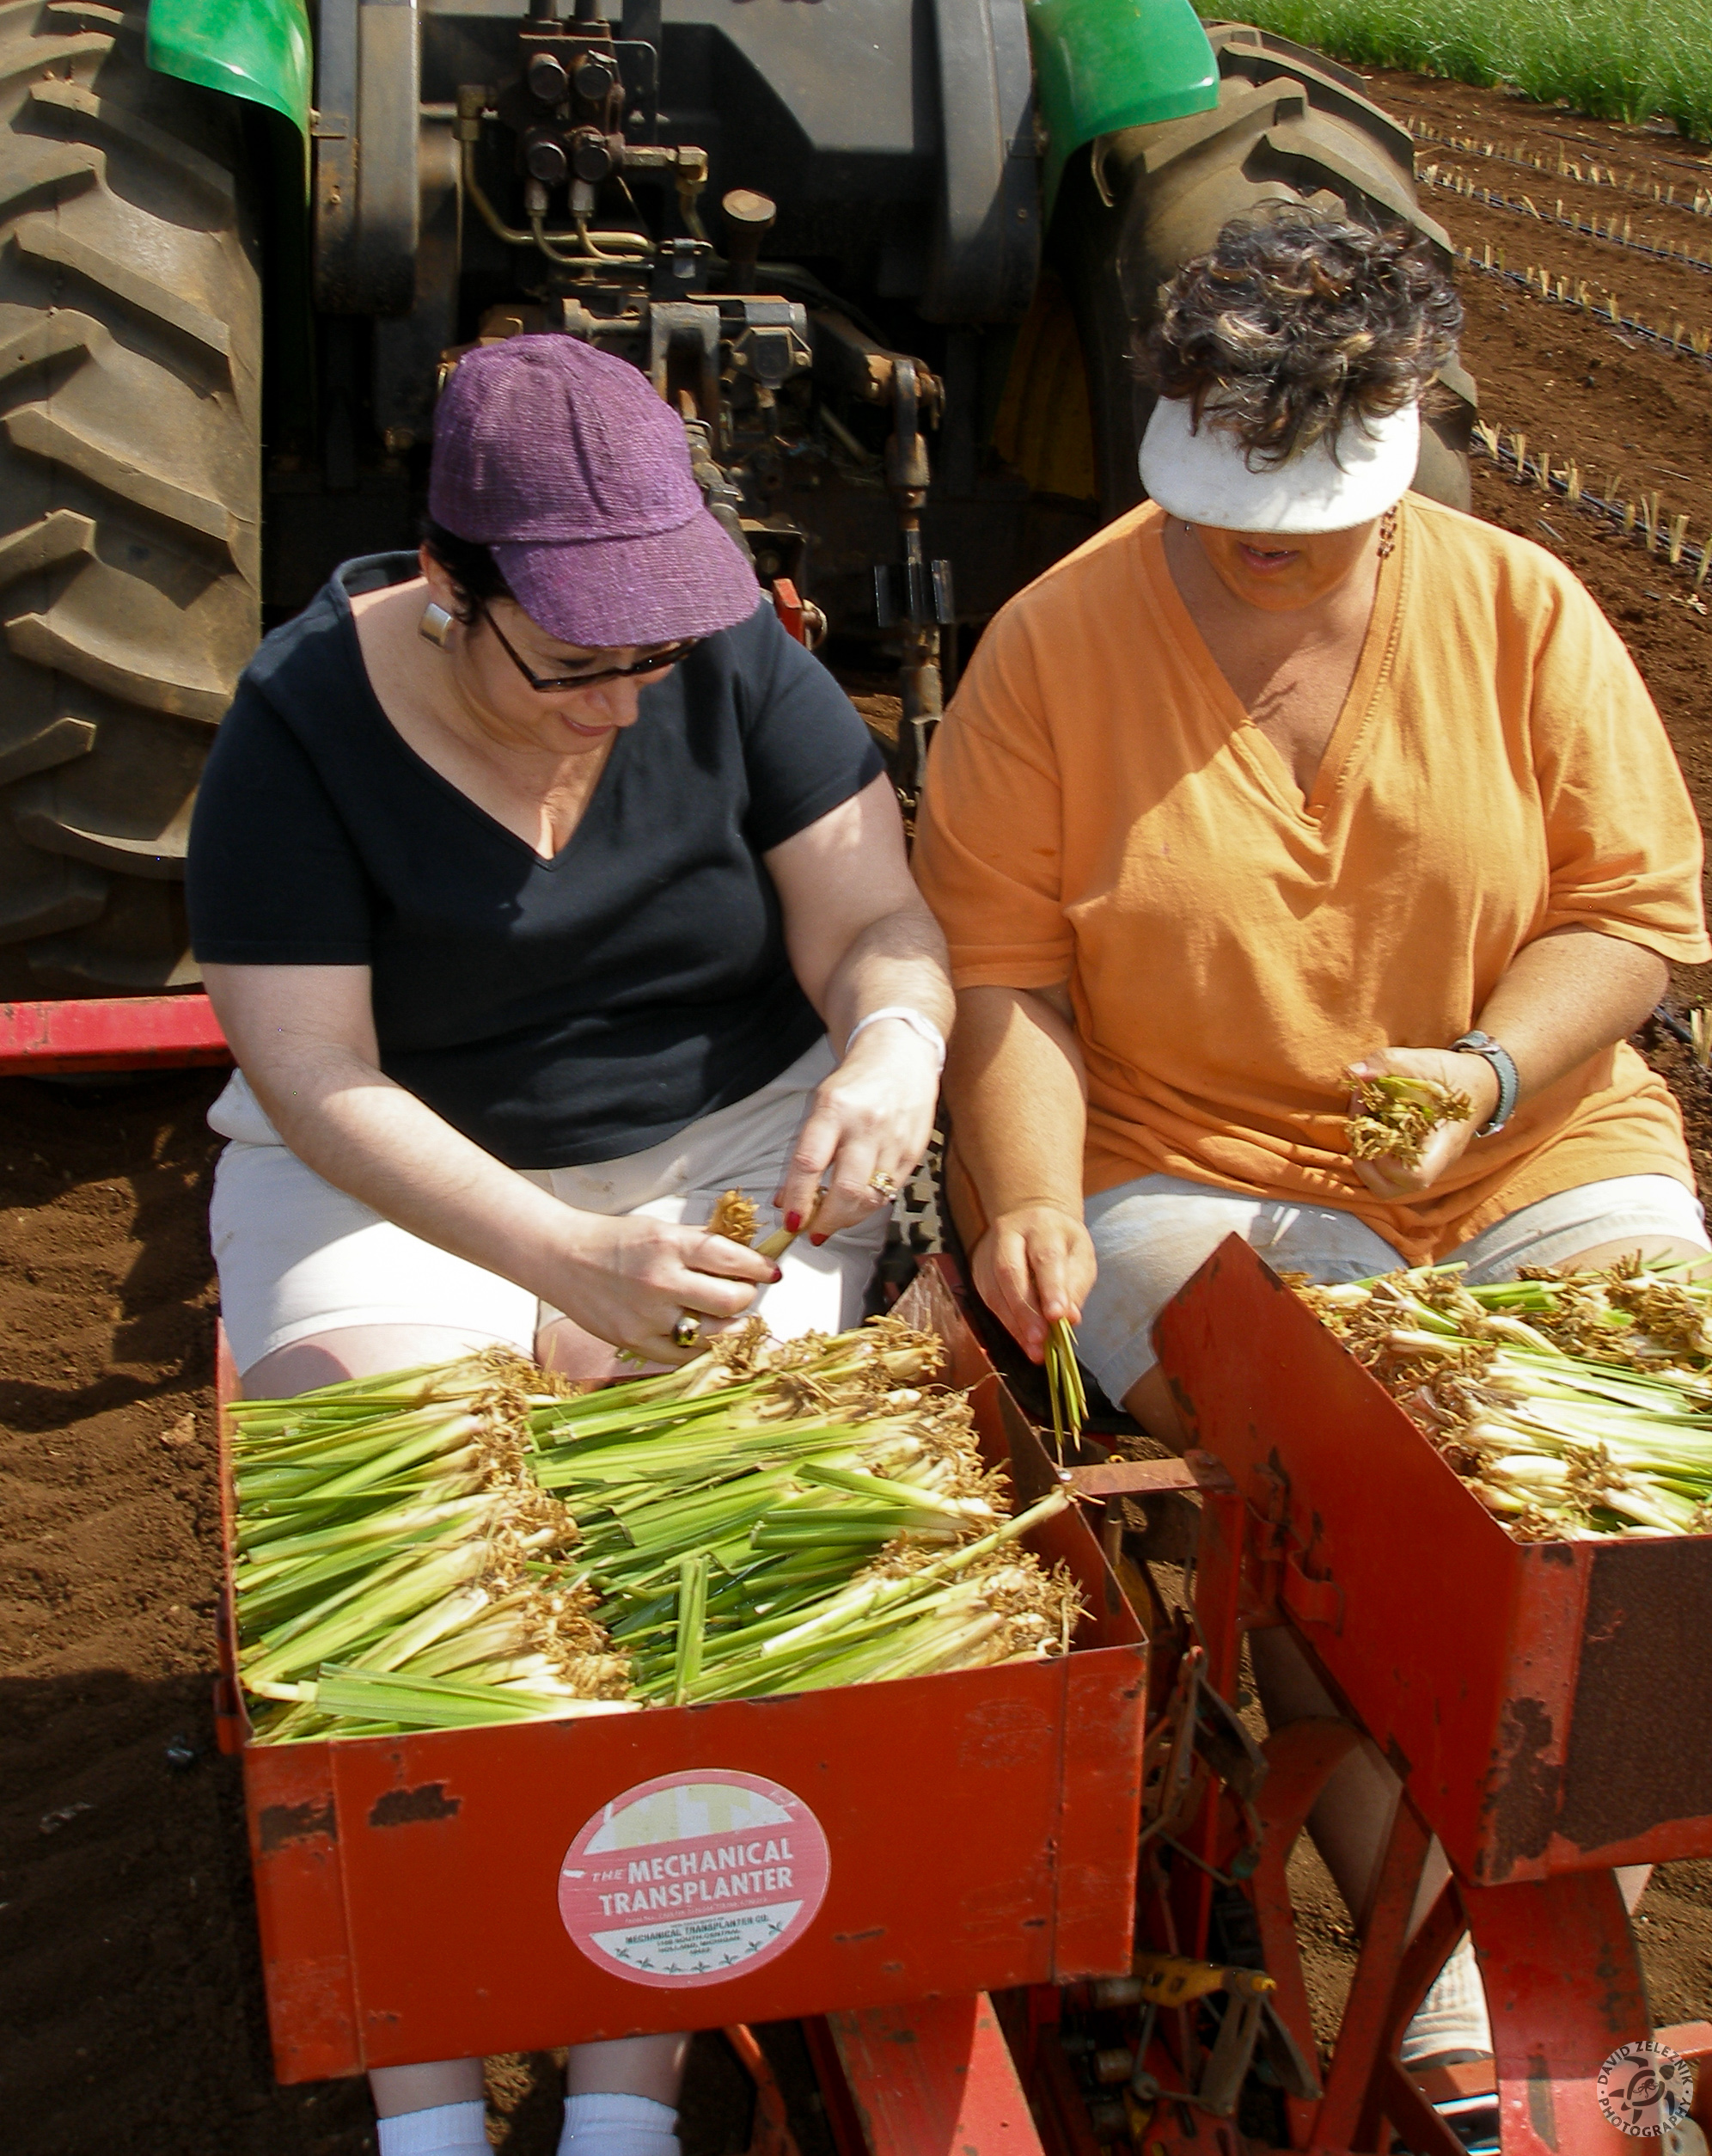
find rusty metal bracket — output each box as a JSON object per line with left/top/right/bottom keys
{"left": 1238, "top": 1453, "right": 1344, "bottom": 1632}
{"left": 1063, "top": 1455, "right": 1214, "bottom": 1503}
{"left": 1281, "top": 1548, "right": 1344, "bottom": 1632}
{"left": 648, "top": 300, "right": 722, "bottom": 437}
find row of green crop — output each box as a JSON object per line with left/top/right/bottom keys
{"left": 1206, "top": 1, "right": 1712, "bottom": 145}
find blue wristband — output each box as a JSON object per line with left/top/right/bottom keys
{"left": 1452, "top": 1031, "right": 1519, "bottom": 1136}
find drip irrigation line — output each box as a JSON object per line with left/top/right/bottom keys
{"left": 1422, "top": 164, "right": 1712, "bottom": 277}
{"left": 1470, "top": 425, "right": 1712, "bottom": 594}
{"left": 1452, "top": 242, "right": 1712, "bottom": 371}
{"left": 1406, "top": 118, "right": 1712, "bottom": 224}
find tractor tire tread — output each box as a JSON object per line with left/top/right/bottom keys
{"left": 0, "top": 0, "right": 259, "bottom": 995}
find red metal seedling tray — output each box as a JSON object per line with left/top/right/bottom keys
{"left": 1153, "top": 1235, "right": 1712, "bottom": 1887}
{"left": 217, "top": 1263, "right": 1147, "bottom": 2083}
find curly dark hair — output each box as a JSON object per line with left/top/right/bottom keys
{"left": 419, "top": 516, "right": 516, "bottom": 625}
{"left": 1140, "top": 207, "right": 1464, "bottom": 468}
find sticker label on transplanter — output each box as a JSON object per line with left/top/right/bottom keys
{"left": 558, "top": 1769, "right": 830, "bottom": 1988}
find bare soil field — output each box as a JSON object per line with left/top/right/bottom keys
{"left": 3, "top": 68, "right": 1711, "bottom": 2156}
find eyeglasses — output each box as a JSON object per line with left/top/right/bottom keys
{"left": 478, "top": 603, "right": 700, "bottom": 693}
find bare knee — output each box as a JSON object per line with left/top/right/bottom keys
{"left": 566, "top": 2032, "right": 691, "bottom": 2101}
{"left": 241, "top": 1322, "right": 506, "bottom": 1399}
{"left": 1121, "top": 1363, "right": 1192, "bottom": 1450}
{"left": 370, "top": 2057, "right": 486, "bottom": 2118}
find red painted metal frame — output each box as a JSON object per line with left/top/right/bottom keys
{"left": 1149, "top": 1235, "right": 1712, "bottom": 2156}
{"left": 1247, "top": 1718, "right": 1365, "bottom": 2149}
{"left": 825, "top": 1995, "right": 1041, "bottom": 2152}
{"left": 770, "top": 579, "right": 809, "bottom": 645}
{"left": 215, "top": 1262, "right": 1145, "bottom": 2120}
{"left": 801, "top": 2015, "right": 871, "bottom": 2156}
{"left": 0, "top": 992, "right": 229, "bottom": 1075}
{"left": 1407, "top": 2024, "right": 1712, "bottom": 2135}
{"left": 724, "top": 2024, "right": 804, "bottom": 2156}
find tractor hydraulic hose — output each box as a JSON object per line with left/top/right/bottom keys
{"left": 462, "top": 140, "right": 651, "bottom": 261}
{"left": 462, "top": 138, "right": 542, "bottom": 246}
{"left": 526, "top": 211, "right": 653, "bottom": 265}
{"left": 572, "top": 215, "right": 652, "bottom": 260}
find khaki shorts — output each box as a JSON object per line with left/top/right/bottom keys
{"left": 1077, "top": 1170, "right": 1709, "bottom": 1408}
{"left": 210, "top": 1038, "right": 888, "bottom": 1373}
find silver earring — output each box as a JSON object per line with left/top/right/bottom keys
{"left": 419, "top": 600, "right": 456, "bottom": 649}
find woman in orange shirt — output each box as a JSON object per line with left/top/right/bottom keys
{"left": 916, "top": 206, "right": 1709, "bottom": 1440}
{"left": 914, "top": 206, "right": 1706, "bottom": 2096}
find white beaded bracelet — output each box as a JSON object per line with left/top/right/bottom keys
{"left": 844, "top": 1005, "right": 947, "bottom": 1073}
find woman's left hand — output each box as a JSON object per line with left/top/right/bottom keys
{"left": 775, "top": 1020, "right": 941, "bottom": 1240}
{"left": 1346, "top": 1044, "right": 1501, "bottom": 1198}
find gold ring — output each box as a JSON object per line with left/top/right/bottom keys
{"left": 868, "top": 1170, "right": 900, "bottom": 1203}
{"left": 670, "top": 1312, "right": 702, "bottom": 1350}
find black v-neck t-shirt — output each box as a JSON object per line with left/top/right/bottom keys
{"left": 186, "top": 554, "right": 883, "bottom": 1169}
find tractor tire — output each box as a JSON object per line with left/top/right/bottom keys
{"left": 0, "top": 1, "right": 259, "bottom": 997}
{"left": 1049, "top": 19, "right": 1477, "bottom": 524}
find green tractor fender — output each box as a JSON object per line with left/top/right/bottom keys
{"left": 145, "top": 0, "right": 313, "bottom": 142}
{"left": 1025, "top": 0, "right": 1218, "bottom": 213}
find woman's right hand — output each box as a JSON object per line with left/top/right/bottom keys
{"left": 547, "top": 1212, "right": 781, "bottom": 1363}
{"left": 973, "top": 1203, "right": 1097, "bottom": 1364}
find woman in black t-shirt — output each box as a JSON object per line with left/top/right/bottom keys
{"left": 186, "top": 336, "right": 952, "bottom": 2156}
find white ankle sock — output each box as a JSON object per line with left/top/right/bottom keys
{"left": 558, "top": 2091, "right": 680, "bottom": 2156}
{"left": 1400, "top": 1933, "right": 1493, "bottom": 2066}
{"left": 376, "top": 2099, "right": 489, "bottom": 2156}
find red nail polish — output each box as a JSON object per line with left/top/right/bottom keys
{"left": 769, "top": 1266, "right": 784, "bottom": 1283}
{"left": 810, "top": 1233, "right": 826, "bottom": 1246}
{"left": 786, "top": 1211, "right": 802, "bottom": 1233}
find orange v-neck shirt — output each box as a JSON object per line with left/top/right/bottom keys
{"left": 914, "top": 497, "right": 1710, "bottom": 1262}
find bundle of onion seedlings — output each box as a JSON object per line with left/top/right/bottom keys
{"left": 1043, "top": 1318, "right": 1087, "bottom": 1460}
{"left": 1345, "top": 1074, "right": 1472, "bottom": 1167}
{"left": 229, "top": 1352, "right": 632, "bottom": 1744}
{"left": 229, "top": 1317, "right": 1080, "bottom": 1741}
{"left": 1293, "top": 1261, "right": 1712, "bottom": 1539}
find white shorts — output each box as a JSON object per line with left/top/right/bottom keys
{"left": 209, "top": 1038, "right": 888, "bottom": 1374}
{"left": 1076, "top": 1171, "right": 1709, "bottom": 1407}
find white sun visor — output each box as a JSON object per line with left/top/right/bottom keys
{"left": 1138, "top": 394, "right": 1421, "bottom": 534}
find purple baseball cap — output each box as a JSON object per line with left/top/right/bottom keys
{"left": 428, "top": 334, "right": 760, "bottom": 648}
